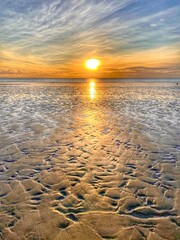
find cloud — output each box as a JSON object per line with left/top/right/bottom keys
{"left": 0, "top": 68, "right": 23, "bottom": 75}
{"left": 121, "top": 66, "right": 180, "bottom": 74}
{"left": 0, "top": 0, "right": 179, "bottom": 77}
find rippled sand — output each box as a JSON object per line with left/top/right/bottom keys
{"left": 0, "top": 81, "right": 179, "bottom": 240}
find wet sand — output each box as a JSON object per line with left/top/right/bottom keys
{"left": 0, "top": 81, "right": 179, "bottom": 240}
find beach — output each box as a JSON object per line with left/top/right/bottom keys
{"left": 0, "top": 80, "right": 179, "bottom": 240}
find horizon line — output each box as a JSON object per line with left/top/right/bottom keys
{"left": 0, "top": 77, "right": 180, "bottom": 80}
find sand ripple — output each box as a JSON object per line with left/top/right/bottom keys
{"left": 0, "top": 83, "right": 179, "bottom": 240}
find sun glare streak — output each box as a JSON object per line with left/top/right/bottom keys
{"left": 89, "top": 80, "right": 96, "bottom": 99}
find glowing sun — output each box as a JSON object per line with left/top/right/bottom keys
{"left": 85, "top": 59, "right": 100, "bottom": 70}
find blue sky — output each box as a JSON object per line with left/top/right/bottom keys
{"left": 0, "top": 0, "right": 179, "bottom": 78}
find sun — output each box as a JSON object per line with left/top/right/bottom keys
{"left": 85, "top": 59, "right": 100, "bottom": 70}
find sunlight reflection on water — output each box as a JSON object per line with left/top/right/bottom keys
{"left": 89, "top": 80, "right": 96, "bottom": 99}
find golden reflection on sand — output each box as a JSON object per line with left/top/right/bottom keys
{"left": 82, "top": 80, "right": 103, "bottom": 142}
{"left": 89, "top": 80, "right": 96, "bottom": 99}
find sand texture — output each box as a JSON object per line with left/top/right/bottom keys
{"left": 0, "top": 82, "right": 179, "bottom": 240}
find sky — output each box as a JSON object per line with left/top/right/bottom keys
{"left": 0, "top": 0, "right": 179, "bottom": 78}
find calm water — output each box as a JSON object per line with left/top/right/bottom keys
{"left": 0, "top": 79, "right": 179, "bottom": 240}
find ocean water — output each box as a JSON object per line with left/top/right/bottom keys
{"left": 0, "top": 79, "right": 179, "bottom": 239}
{"left": 0, "top": 77, "right": 180, "bottom": 83}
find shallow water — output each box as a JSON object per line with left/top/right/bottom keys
{"left": 0, "top": 80, "right": 180, "bottom": 240}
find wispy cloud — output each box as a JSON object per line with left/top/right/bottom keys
{"left": 0, "top": 0, "right": 179, "bottom": 78}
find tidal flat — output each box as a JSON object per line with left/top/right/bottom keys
{"left": 0, "top": 80, "right": 179, "bottom": 240}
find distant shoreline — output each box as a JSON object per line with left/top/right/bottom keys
{"left": 0, "top": 78, "right": 180, "bottom": 84}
